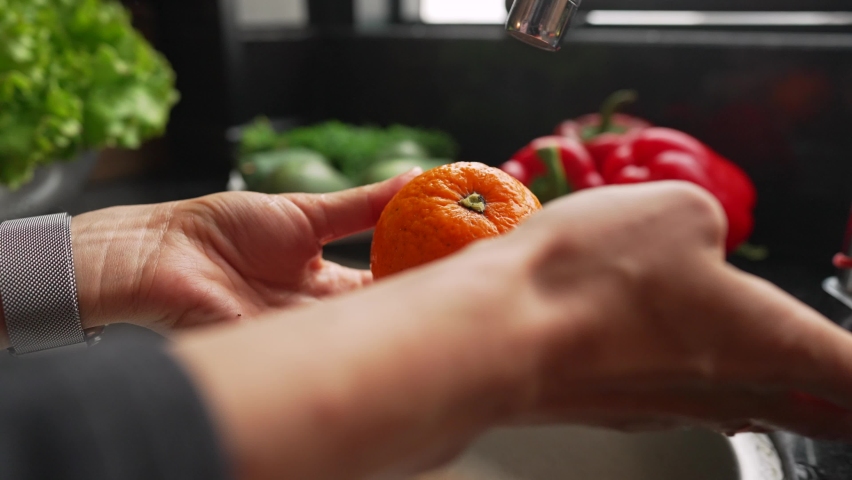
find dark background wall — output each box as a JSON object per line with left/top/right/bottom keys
{"left": 236, "top": 29, "right": 852, "bottom": 264}
{"left": 130, "top": 0, "right": 852, "bottom": 267}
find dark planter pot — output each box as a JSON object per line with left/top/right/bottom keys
{"left": 0, "top": 151, "right": 98, "bottom": 222}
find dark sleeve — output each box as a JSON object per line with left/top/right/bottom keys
{"left": 0, "top": 335, "right": 231, "bottom": 480}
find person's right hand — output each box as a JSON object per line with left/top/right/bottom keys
{"left": 500, "top": 181, "right": 852, "bottom": 439}
{"left": 174, "top": 181, "right": 852, "bottom": 480}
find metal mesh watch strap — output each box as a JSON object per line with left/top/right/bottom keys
{"left": 0, "top": 213, "right": 85, "bottom": 355}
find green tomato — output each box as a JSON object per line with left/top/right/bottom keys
{"left": 261, "top": 155, "right": 353, "bottom": 194}
{"left": 240, "top": 148, "right": 328, "bottom": 192}
{"left": 359, "top": 158, "right": 449, "bottom": 185}
{"left": 375, "top": 139, "right": 430, "bottom": 162}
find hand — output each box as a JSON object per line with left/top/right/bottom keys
{"left": 173, "top": 180, "right": 852, "bottom": 480}
{"left": 68, "top": 170, "right": 420, "bottom": 334}
{"left": 507, "top": 181, "right": 852, "bottom": 439}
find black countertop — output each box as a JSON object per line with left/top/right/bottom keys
{"left": 65, "top": 179, "right": 852, "bottom": 479}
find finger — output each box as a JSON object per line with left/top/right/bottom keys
{"left": 287, "top": 168, "right": 422, "bottom": 244}
{"left": 712, "top": 269, "right": 852, "bottom": 410}
{"left": 303, "top": 260, "right": 373, "bottom": 296}
{"left": 535, "top": 387, "right": 852, "bottom": 441}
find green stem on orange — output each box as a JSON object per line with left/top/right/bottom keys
{"left": 598, "top": 89, "right": 638, "bottom": 135}
{"left": 537, "top": 146, "right": 570, "bottom": 202}
{"left": 459, "top": 193, "right": 487, "bottom": 214}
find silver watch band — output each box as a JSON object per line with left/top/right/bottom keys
{"left": 0, "top": 213, "right": 86, "bottom": 355}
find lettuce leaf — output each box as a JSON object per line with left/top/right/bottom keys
{"left": 0, "top": 0, "right": 179, "bottom": 188}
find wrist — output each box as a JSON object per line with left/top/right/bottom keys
{"left": 71, "top": 204, "right": 172, "bottom": 330}
{"left": 429, "top": 238, "right": 546, "bottom": 421}
{"left": 480, "top": 224, "right": 601, "bottom": 423}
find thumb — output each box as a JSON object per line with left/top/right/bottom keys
{"left": 286, "top": 168, "right": 422, "bottom": 244}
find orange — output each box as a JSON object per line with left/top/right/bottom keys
{"left": 371, "top": 162, "right": 542, "bottom": 279}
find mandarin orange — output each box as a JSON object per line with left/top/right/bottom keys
{"left": 370, "top": 162, "right": 542, "bottom": 279}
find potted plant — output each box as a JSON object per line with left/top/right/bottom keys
{"left": 0, "top": 0, "right": 179, "bottom": 220}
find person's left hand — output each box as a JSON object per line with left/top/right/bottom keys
{"left": 70, "top": 170, "right": 420, "bottom": 333}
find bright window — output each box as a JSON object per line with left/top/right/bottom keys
{"left": 419, "top": 0, "right": 507, "bottom": 24}
{"left": 585, "top": 10, "right": 852, "bottom": 27}
{"left": 234, "top": 0, "right": 308, "bottom": 28}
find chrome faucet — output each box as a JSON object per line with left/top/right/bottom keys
{"left": 505, "top": 0, "right": 582, "bottom": 51}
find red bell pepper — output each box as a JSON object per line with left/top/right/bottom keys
{"left": 556, "top": 90, "right": 652, "bottom": 170}
{"left": 501, "top": 136, "right": 604, "bottom": 204}
{"left": 601, "top": 127, "right": 757, "bottom": 253}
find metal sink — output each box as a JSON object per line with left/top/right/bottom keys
{"left": 417, "top": 426, "right": 785, "bottom": 480}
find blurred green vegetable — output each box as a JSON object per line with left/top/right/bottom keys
{"left": 375, "top": 139, "right": 430, "bottom": 162}
{"left": 359, "top": 158, "right": 449, "bottom": 185}
{"left": 0, "top": 0, "right": 179, "bottom": 188}
{"left": 240, "top": 148, "right": 330, "bottom": 192}
{"left": 267, "top": 160, "right": 353, "bottom": 195}
{"left": 383, "top": 125, "right": 457, "bottom": 160}
{"left": 253, "top": 148, "right": 353, "bottom": 194}
{"left": 238, "top": 118, "right": 458, "bottom": 180}
{"left": 238, "top": 117, "right": 283, "bottom": 159}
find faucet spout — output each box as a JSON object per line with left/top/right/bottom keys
{"left": 505, "top": 0, "right": 582, "bottom": 51}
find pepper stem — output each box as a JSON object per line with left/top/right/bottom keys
{"left": 598, "top": 89, "right": 638, "bottom": 134}
{"left": 537, "top": 146, "right": 570, "bottom": 202}
{"left": 459, "top": 193, "right": 487, "bottom": 214}
{"left": 735, "top": 243, "right": 769, "bottom": 261}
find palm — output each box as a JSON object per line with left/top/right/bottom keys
{"left": 145, "top": 175, "right": 413, "bottom": 331}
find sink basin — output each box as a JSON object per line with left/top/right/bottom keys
{"left": 416, "top": 426, "right": 785, "bottom": 480}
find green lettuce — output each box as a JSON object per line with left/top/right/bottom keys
{"left": 0, "top": 0, "right": 179, "bottom": 188}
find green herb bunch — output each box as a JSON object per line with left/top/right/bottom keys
{"left": 0, "top": 0, "right": 179, "bottom": 188}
